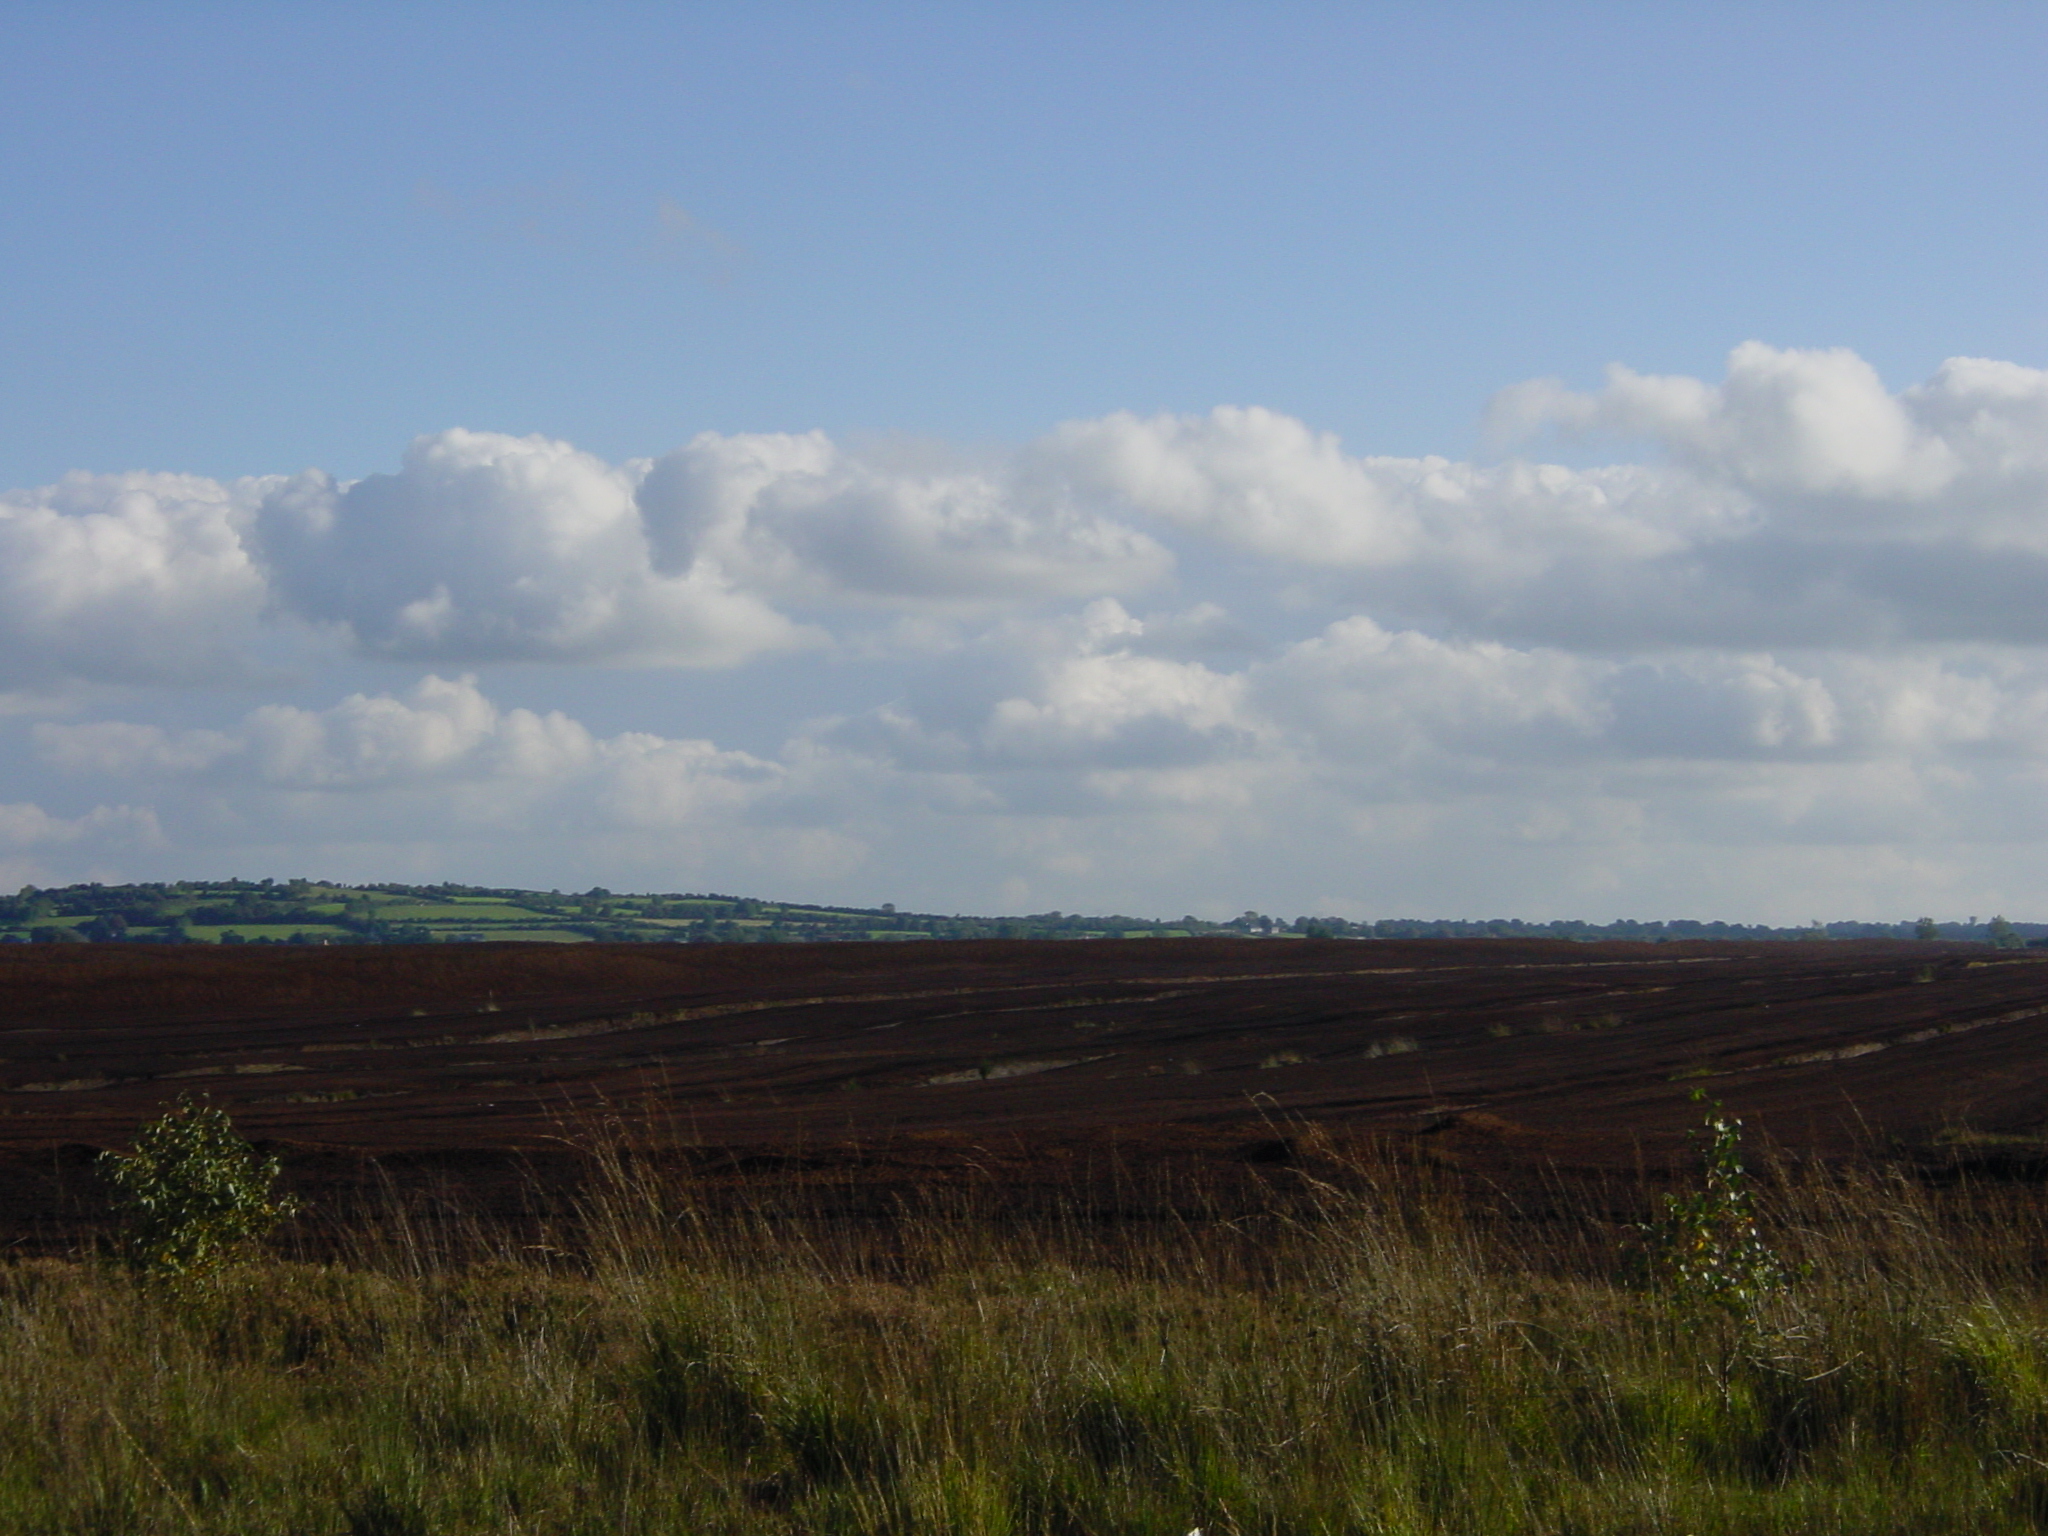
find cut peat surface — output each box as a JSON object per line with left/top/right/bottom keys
{"left": 3, "top": 937, "right": 2047, "bottom": 1237}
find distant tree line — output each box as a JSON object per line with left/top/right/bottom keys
{"left": 2, "top": 879, "right": 2042, "bottom": 949}
{"left": 1282, "top": 914, "right": 2048, "bottom": 945}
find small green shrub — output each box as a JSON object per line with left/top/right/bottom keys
{"left": 1649, "top": 1095, "right": 1790, "bottom": 1321}
{"left": 98, "top": 1098, "right": 298, "bottom": 1283}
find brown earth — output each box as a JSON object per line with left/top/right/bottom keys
{"left": 4, "top": 936, "right": 2046, "bottom": 1244}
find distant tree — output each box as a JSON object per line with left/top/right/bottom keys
{"left": 1915, "top": 916, "right": 1940, "bottom": 941}
{"left": 1989, "top": 914, "right": 2023, "bottom": 949}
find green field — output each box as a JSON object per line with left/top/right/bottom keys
{"left": 363, "top": 902, "right": 549, "bottom": 923}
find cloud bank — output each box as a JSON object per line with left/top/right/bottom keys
{"left": 10, "top": 344, "right": 2048, "bottom": 921}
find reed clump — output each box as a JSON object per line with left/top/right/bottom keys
{"left": 6, "top": 1130, "right": 2048, "bottom": 1534}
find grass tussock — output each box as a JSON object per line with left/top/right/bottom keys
{"left": 7, "top": 1137, "right": 2048, "bottom": 1534}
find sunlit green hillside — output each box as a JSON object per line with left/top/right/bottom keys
{"left": 0, "top": 879, "right": 1213, "bottom": 947}
{"left": 0, "top": 878, "right": 2031, "bottom": 947}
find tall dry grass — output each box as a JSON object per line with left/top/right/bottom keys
{"left": 5, "top": 1131, "right": 2048, "bottom": 1534}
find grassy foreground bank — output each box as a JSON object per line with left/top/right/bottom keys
{"left": 6, "top": 1146, "right": 2048, "bottom": 1535}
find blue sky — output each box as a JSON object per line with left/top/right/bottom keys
{"left": 10, "top": 4, "right": 2046, "bottom": 479}
{"left": 5, "top": 3, "right": 2048, "bottom": 922}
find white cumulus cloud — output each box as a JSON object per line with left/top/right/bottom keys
{"left": 244, "top": 426, "right": 1168, "bottom": 670}
{"left": 0, "top": 471, "right": 274, "bottom": 686}
{"left": 35, "top": 674, "right": 783, "bottom": 842}
{"left": 255, "top": 430, "right": 807, "bottom": 667}
{"left": 637, "top": 429, "right": 1170, "bottom": 605}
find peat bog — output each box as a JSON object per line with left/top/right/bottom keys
{"left": 2, "top": 935, "right": 2046, "bottom": 1239}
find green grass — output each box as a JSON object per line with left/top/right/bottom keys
{"left": 9, "top": 1144, "right": 2048, "bottom": 1533}
{"left": 361, "top": 903, "right": 552, "bottom": 923}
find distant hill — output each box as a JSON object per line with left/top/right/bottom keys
{"left": 0, "top": 878, "right": 2036, "bottom": 948}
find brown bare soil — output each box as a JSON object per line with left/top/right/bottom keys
{"left": 4, "top": 936, "right": 2046, "bottom": 1243}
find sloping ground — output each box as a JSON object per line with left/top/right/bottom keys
{"left": 2, "top": 937, "right": 2046, "bottom": 1239}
